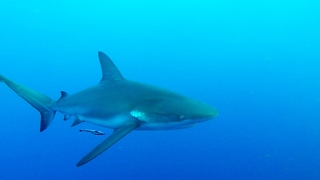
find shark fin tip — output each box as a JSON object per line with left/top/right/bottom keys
{"left": 0, "top": 74, "right": 6, "bottom": 82}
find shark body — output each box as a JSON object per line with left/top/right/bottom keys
{"left": 0, "top": 51, "right": 218, "bottom": 166}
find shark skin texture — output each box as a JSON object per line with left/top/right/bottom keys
{"left": 0, "top": 51, "right": 218, "bottom": 166}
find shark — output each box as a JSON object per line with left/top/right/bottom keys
{"left": 0, "top": 51, "right": 218, "bottom": 166}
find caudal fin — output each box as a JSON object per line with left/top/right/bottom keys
{"left": 0, "top": 74, "right": 55, "bottom": 132}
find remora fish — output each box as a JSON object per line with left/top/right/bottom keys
{"left": 0, "top": 51, "right": 218, "bottom": 166}
{"left": 79, "top": 129, "right": 105, "bottom": 135}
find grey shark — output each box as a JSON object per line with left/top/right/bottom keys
{"left": 0, "top": 51, "right": 218, "bottom": 166}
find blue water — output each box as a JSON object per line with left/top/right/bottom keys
{"left": 0, "top": 0, "right": 319, "bottom": 179}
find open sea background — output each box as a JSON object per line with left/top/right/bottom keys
{"left": 0, "top": 0, "right": 319, "bottom": 179}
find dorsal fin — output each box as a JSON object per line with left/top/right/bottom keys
{"left": 57, "top": 91, "right": 68, "bottom": 102}
{"left": 98, "top": 51, "right": 124, "bottom": 83}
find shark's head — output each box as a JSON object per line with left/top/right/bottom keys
{"left": 164, "top": 97, "right": 219, "bottom": 123}
{"left": 133, "top": 94, "right": 218, "bottom": 128}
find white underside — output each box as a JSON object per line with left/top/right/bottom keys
{"left": 76, "top": 114, "right": 197, "bottom": 130}
{"left": 77, "top": 114, "right": 132, "bottom": 129}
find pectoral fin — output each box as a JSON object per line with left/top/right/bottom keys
{"left": 76, "top": 122, "right": 139, "bottom": 167}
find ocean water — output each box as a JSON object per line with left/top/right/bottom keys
{"left": 0, "top": 0, "right": 319, "bottom": 179}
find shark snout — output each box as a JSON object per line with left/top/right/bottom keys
{"left": 198, "top": 104, "right": 219, "bottom": 120}
{"left": 209, "top": 107, "right": 219, "bottom": 118}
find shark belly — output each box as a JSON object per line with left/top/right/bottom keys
{"left": 77, "top": 114, "right": 134, "bottom": 129}
{"left": 137, "top": 120, "right": 197, "bottom": 130}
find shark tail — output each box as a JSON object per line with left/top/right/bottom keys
{"left": 0, "top": 74, "right": 56, "bottom": 132}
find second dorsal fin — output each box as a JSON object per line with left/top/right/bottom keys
{"left": 57, "top": 91, "right": 68, "bottom": 102}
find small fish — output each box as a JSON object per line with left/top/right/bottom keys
{"left": 79, "top": 129, "right": 105, "bottom": 135}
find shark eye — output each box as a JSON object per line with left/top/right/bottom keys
{"left": 180, "top": 115, "right": 186, "bottom": 120}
